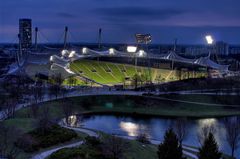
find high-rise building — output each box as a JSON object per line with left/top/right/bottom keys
{"left": 215, "top": 41, "right": 229, "bottom": 56}
{"left": 19, "top": 19, "right": 32, "bottom": 50}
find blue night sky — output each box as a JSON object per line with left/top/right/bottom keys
{"left": 0, "top": 0, "right": 240, "bottom": 44}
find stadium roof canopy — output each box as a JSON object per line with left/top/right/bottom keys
{"left": 53, "top": 47, "right": 229, "bottom": 71}
{"left": 159, "top": 51, "right": 195, "bottom": 64}
{"left": 194, "top": 55, "right": 229, "bottom": 71}
{"left": 158, "top": 51, "right": 229, "bottom": 71}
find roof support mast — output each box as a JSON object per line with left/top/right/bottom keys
{"left": 64, "top": 26, "right": 68, "bottom": 49}
{"left": 17, "top": 34, "right": 22, "bottom": 67}
{"left": 98, "top": 28, "right": 102, "bottom": 50}
{"left": 35, "top": 27, "right": 38, "bottom": 50}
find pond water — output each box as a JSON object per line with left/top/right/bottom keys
{"left": 63, "top": 114, "right": 240, "bottom": 158}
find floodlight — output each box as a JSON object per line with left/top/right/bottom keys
{"left": 138, "top": 50, "right": 145, "bottom": 57}
{"left": 127, "top": 46, "right": 137, "bottom": 53}
{"left": 109, "top": 48, "right": 115, "bottom": 55}
{"left": 82, "top": 47, "right": 87, "bottom": 54}
{"left": 50, "top": 56, "right": 53, "bottom": 61}
{"left": 69, "top": 51, "right": 76, "bottom": 58}
{"left": 61, "top": 49, "right": 69, "bottom": 56}
{"left": 205, "top": 35, "right": 214, "bottom": 45}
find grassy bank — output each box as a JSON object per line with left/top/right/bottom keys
{"left": 15, "top": 95, "right": 240, "bottom": 119}
{"left": 1, "top": 94, "right": 239, "bottom": 159}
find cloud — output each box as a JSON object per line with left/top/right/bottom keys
{"left": 56, "top": 12, "right": 76, "bottom": 18}
{"left": 94, "top": 7, "right": 188, "bottom": 23}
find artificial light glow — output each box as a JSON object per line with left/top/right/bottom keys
{"left": 50, "top": 56, "right": 53, "bottom": 61}
{"left": 127, "top": 46, "right": 137, "bottom": 53}
{"left": 69, "top": 51, "right": 76, "bottom": 58}
{"left": 66, "top": 115, "right": 77, "bottom": 127}
{"left": 205, "top": 35, "right": 214, "bottom": 44}
{"left": 82, "top": 47, "right": 87, "bottom": 54}
{"left": 109, "top": 48, "right": 115, "bottom": 55}
{"left": 61, "top": 49, "right": 69, "bottom": 56}
{"left": 138, "top": 50, "right": 145, "bottom": 57}
{"left": 120, "top": 122, "right": 139, "bottom": 136}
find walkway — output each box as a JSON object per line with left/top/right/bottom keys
{"left": 31, "top": 122, "right": 199, "bottom": 159}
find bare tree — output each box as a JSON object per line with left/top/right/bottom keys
{"left": 67, "top": 76, "right": 76, "bottom": 87}
{"left": 31, "top": 85, "right": 44, "bottom": 104}
{"left": 61, "top": 99, "right": 73, "bottom": 125}
{"left": 0, "top": 125, "right": 21, "bottom": 159}
{"left": 102, "top": 135, "right": 129, "bottom": 159}
{"left": 49, "top": 84, "right": 61, "bottom": 100}
{"left": 37, "top": 105, "right": 52, "bottom": 134}
{"left": 60, "top": 87, "right": 68, "bottom": 98}
{"left": 52, "top": 73, "right": 64, "bottom": 86}
{"left": 223, "top": 117, "right": 240, "bottom": 158}
{"left": 131, "top": 74, "right": 141, "bottom": 89}
{"left": 2, "top": 98, "right": 17, "bottom": 119}
{"left": 173, "top": 118, "right": 188, "bottom": 146}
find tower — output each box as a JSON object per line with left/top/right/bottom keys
{"left": 19, "top": 19, "right": 32, "bottom": 51}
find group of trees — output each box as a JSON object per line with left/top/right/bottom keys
{"left": 0, "top": 125, "right": 22, "bottom": 159}
{"left": 158, "top": 128, "right": 221, "bottom": 159}
{"left": 131, "top": 73, "right": 151, "bottom": 89}
{"left": 1, "top": 74, "right": 33, "bottom": 119}
{"left": 157, "top": 118, "right": 240, "bottom": 159}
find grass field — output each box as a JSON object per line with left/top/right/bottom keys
{"left": 70, "top": 60, "right": 180, "bottom": 85}
{"left": 24, "top": 60, "right": 207, "bottom": 86}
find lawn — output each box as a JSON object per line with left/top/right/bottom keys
{"left": 2, "top": 94, "right": 239, "bottom": 159}
{"left": 15, "top": 95, "right": 240, "bottom": 120}
{"left": 70, "top": 60, "right": 184, "bottom": 85}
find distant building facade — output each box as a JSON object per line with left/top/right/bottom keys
{"left": 19, "top": 19, "right": 32, "bottom": 50}
{"left": 215, "top": 41, "right": 229, "bottom": 56}
{"left": 229, "top": 45, "right": 240, "bottom": 54}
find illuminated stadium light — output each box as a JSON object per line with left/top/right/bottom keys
{"left": 50, "top": 56, "right": 53, "bottom": 61}
{"left": 127, "top": 46, "right": 137, "bottom": 53}
{"left": 138, "top": 50, "right": 145, "bottom": 57}
{"left": 109, "top": 48, "right": 115, "bottom": 55}
{"left": 82, "top": 47, "right": 88, "bottom": 54}
{"left": 61, "top": 49, "right": 69, "bottom": 56}
{"left": 205, "top": 35, "right": 214, "bottom": 44}
{"left": 69, "top": 50, "right": 76, "bottom": 58}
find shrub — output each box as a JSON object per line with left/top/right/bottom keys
{"left": 136, "top": 133, "right": 150, "bottom": 144}
{"left": 16, "top": 125, "right": 77, "bottom": 152}
{"left": 84, "top": 136, "right": 101, "bottom": 147}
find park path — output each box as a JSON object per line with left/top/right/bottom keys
{"left": 31, "top": 123, "right": 98, "bottom": 159}
{"left": 31, "top": 141, "right": 83, "bottom": 159}
{"left": 31, "top": 122, "right": 199, "bottom": 159}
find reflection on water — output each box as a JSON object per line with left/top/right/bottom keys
{"left": 120, "top": 122, "right": 139, "bottom": 136}
{"left": 63, "top": 115, "right": 83, "bottom": 127}
{"left": 62, "top": 115, "right": 239, "bottom": 157}
{"left": 119, "top": 121, "right": 148, "bottom": 137}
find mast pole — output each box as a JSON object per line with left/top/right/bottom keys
{"left": 63, "top": 26, "right": 68, "bottom": 49}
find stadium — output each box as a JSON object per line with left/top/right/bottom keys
{"left": 24, "top": 45, "right": 230, "bottom": 87}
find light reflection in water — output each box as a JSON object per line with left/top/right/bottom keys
{"left": 62, "top": 115, "right": 238, "bottom": 157}
{"left": 119, "top": 121, "right": 148, "bottom": 137}
{"left": 120, "top": 122, "right": 139, "bottom": 136}
{"left": 64, "top": 115, "right": 83, "bottom": 127}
